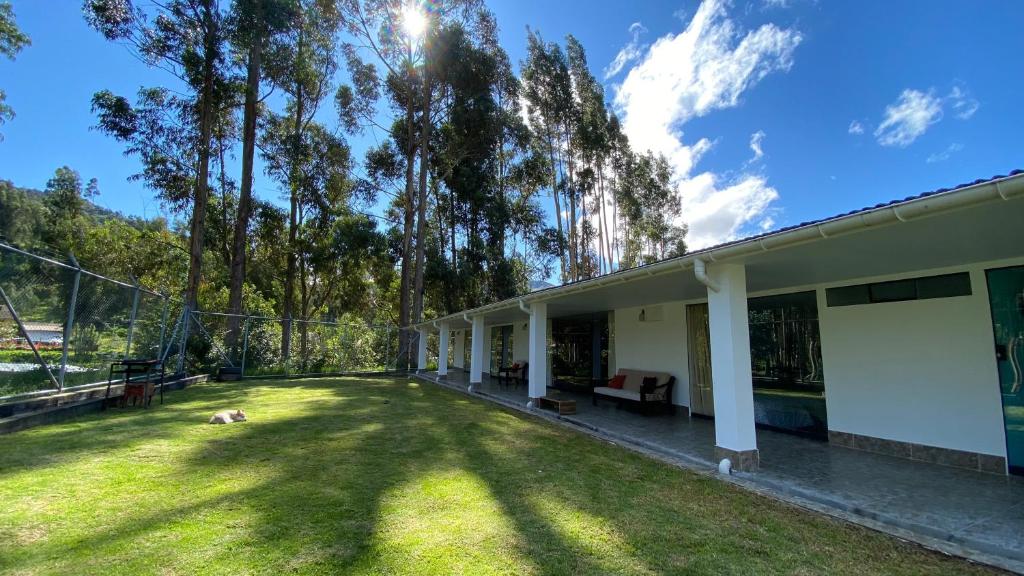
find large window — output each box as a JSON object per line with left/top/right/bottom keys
{"left": 748, "top": 291, "right": 827, "bottom": 438}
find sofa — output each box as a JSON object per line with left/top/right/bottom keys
{"left": 592, "top": 368, "right": 676, "bottom": 415}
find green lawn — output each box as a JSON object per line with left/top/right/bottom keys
{"left": 0, "top": 377, "right": 997, "bottom": 575}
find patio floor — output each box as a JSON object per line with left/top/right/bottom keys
{"left": 418, "top": 368, "right": 1024, "bottom": 573}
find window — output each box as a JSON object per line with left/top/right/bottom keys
{"left": 748, "top": 291, "right": 824, "bottom": 390}
{"left": 826, "top": 272, "right": 971, "bottom": 307}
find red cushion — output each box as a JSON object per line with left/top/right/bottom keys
{"left": 608, "top": 375, "right": 626, "bottom": 389}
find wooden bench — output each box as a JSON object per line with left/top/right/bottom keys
{"left": 537, "top": 395, "right": 576, "bottom": 415}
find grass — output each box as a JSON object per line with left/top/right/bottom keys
{"left": 0, "top": 377, "right": 999, "bottom": 575}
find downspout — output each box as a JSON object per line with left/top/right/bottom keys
{"left": 693, "top": 258, "right": 719, "bottom": 293}
{"left": 518, "top": 300, "right": 530, "bottom": 314}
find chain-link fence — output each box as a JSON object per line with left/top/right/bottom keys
{"left": 187, "top": 313, "right": 398, "bottom": 378}
{"left": 0, "top": 241, "right": 401, "bottom": 400}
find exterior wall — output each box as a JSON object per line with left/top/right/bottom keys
{"left": 817, "top": 262, "right": 1013, "bottom": 457}
{"left": 613, "top": 303, "right": 690, "bottom": 406}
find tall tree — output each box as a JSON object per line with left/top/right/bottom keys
{"left": 262, "top": 0, "right": 340, "bottom": 361}
{"left": 43, "top": 166, "right": 99, "bottom": 253}
{"left": 84, "top": 0, "right": 228, "bottom": 311}
{"left": 0, "top": 1, "right": 31, "bottom": 140}
{"left": 224, "top": 0, "right": 295, "bottom": 352}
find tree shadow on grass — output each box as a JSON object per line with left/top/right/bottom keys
{"left": 0, "top": 377, "right": 991, "bottom": 575}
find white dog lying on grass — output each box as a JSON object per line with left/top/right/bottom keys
{"left": 209, "top": 409, "right": 247, "bottom": 424}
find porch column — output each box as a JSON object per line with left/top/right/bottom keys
{"left": 437, "top": 322, "right": 450, "bottom": 377}
{"left": 527, "top": 302, "right": 548, "bottom": 405}
{"left": 416, "top": 328, "right": 428, "bottom": 372}
{"left": 469, "top": 315, "right": 485, "bottom": 390}
{"left": 706, "top": 262, "right": 759, "bottom": 471}
{"left": 452, "top": 329, "right": 466, "bottom": 370}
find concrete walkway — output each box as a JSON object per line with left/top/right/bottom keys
{"left": 417, "top": 369, "right": 1024, "bottom": 573}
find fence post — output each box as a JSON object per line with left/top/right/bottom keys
{"left": 125, "top": 276, "right": 141, "bottom": 358}
{"left": 177, "top": 305, "right": 191, "bottom": 374}
{"left": 284, "top": 317, "right": 292, "bottom": 377}
{"left": 240, "top": 316, "right": 251, "bottom": 378}
{"left": 158, "top": 295, "right": 169, "bottom": 358}
{"left": 59, "top": 253, "right": 82, "bottom": 391}
{"left": 384, "top": 324, "right": 391, "bottom": 371}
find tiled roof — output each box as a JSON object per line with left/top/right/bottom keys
{"left": 417, "top": 169, "right": 1024, "bottom": 325}
{"left": 513, "top": 170, "right": 1024, "bottom": 296}
{"left": 718, "top": 169, "right": 1024, "bottom": 248}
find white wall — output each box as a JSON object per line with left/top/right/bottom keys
{"left": 613, "top": 303, "right": 690, "bottom": 406}
{"left": 819, "top": 264, "right": 1007, "bottom": 456}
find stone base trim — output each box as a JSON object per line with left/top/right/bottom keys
{"left": 828, "top": 430, "right": 1006, "bottom": 474}
{"left": 715, "top": 446, "right": 759, "bottom": 472}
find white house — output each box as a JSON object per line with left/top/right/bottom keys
{"left": 411, "top": 171, "right": 1024, "bottom": 475}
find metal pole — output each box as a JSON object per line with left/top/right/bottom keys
{"left": 125, "top": 276, "right": 141, "bottom": 358}
{"left": 177, "top": 305, "right": 191, "bottom": 374}
{"left": 384, "top": 325, "right": 391, "bottom": 371}
{"left": 240, "top": 316, "right": 251, "bottom": 378}
{"left": 284, "top": 318, "right": 291, "bottom": 377}
{"left": 59, "top": 254, "right": 81, "bottom": 391}
{"left": 0, "top": 283, "right": 60, "bottom": 390}
{"left": 158, "top": 295, "right": 169, "bottom": 357}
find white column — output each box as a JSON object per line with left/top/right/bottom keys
{"left": 438, "top": 322, "right": 449, "bottom": 377}
{"left": 416, "top": 328, "right": 428, "bottom": 372}
{"left": 469, "top": 315, "right": 485, "bottom": 388}
{"left": 527, "top": 302, "right": 548, "bottom": 403}
{"left": 706, "top": 262, "right": 759, "bottom": 471}
{"left": 453, "top": 329, "right": 466, "bottom": 369}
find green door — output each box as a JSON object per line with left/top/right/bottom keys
{"left": 987, "top": 266, "right": 1024, "bottom": 475}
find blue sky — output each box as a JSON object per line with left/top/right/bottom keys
{"left": 1, "top": 0, "right": 1022, "bottom": 249}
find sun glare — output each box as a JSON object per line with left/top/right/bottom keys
{"left": 401, "top": 3, "right": 428, "bottom": 41}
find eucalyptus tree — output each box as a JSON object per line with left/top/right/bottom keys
{"left": 224, "top": 0, "right": 296, "bottom": 352}
{"left": 336, "top": 0, "right": 420, "bottom": 367}
{"left": 521, "top": 30, "right": 574, "bottom": 283}
{"left": 0, "top": 1, "right": 30, "bottom": 140}
{"left": 337, "top": 0, "right": 479, "bottom": 366}
{"left": 84, "top": 0, "right": 229, "bottom": 311}
{"left": 260, "top": 0, "right": 341, "bottom": 360}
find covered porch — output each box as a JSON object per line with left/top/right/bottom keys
{"left": 416, "top": 368, "right": 1024, "bottom": 569}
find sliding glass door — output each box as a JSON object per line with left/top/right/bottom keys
{"left": 987, "top": 266, "right": 1024, "bottom": 475}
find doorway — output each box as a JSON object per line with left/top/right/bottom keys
{"left": 987, "top": 266, "right": 1024, "bottom": 475}
{"left": 686, "top": 304, "right": 714, "bottom": 416}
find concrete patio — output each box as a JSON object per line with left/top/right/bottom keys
{"left": 416, "top": 368, "right": 1024, "bottom": 573}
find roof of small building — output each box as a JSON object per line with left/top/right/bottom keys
{"left": 20, "top": 322, "right": 63, "bottom": 332}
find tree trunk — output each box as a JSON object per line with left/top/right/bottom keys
{"left": 184, "top": 0, "right": 218, "bottom": 312}
{"left": 396, "top": 60, "right": 417, "bottom": 370}
{"left": 282, "top": 31, "right": 306, "bottom": 363}
{"left": 412, "top": 66, "right": 431, "bottom": 331}
{"left": 546, "top": 130, "right": 566, "bottom": 283}
{"left": 226, "top": 15, "right": 263, "bottom": 354}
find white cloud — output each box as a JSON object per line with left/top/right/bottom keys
{"left": 948, "top": 85, "right": 979, "bottom": 120}
{"left": 848, "top": 120, "right": 865, "bottom": 135}
{"left": 612, "top": 0, "right": 801, "bottom": 248}
{"left": 762, "top": 0, "right": 790, "bottom": 8}
{"left": 749, "top": 130, "right": 766, "bottom": 161}
{"left": 926, "top": 142, "right": 964, "bottom": 164}
{"left": 874, "top": 89, "right": 943, "bottom": 148}
{"left": 603, "top": 22, "right": 648, "bottom": 80}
